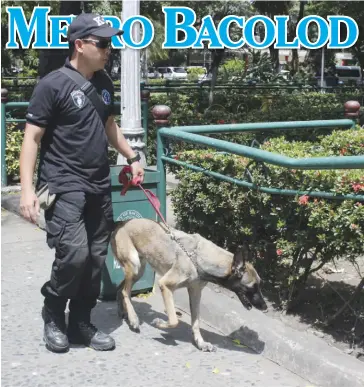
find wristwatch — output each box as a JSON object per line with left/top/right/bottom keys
{"left": 127, "top": 152, "right": 141, "bottom": 165}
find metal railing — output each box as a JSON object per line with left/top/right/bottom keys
{"left": 156, "top": 116, "right": 363, "bottom": 219}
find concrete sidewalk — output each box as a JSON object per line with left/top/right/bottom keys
{"left": 2, "top": 187, "right": 364, "bottom": 387}
{"left": 1, "top": 208, "right": 312, "bottom": 387}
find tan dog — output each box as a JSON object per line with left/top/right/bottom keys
{"left": 110, "top": 218, "right": 267, "bottom": 352}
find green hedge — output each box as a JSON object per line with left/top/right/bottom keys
{"left": 5, "top": 123, "right": 24, "bottom": 181}
{"left": 169, "top": 127, "right": 364, "bottom": 307}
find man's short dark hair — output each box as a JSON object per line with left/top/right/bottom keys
{"left": 68, "top": 41, "right": 75, "bottom": 58}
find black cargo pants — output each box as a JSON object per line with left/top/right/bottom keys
{"left": 40, "top": 191, "right": 114, "bottom": 313}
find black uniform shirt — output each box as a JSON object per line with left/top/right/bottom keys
{"left": 26, "top": 58, "right": 115, "bottom": 195}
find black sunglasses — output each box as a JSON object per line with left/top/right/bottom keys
{"left": 82, "top": 38, "right": 111, "bottom": 49}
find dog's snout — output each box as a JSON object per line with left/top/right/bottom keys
{"left": 257, "top": 300, "right": 268, "bottom": 311}
{"left": 253, "top": 294, "right": 268, "bottom": 311}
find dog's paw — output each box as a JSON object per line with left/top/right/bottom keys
{"left": 196, "top": 340, "right": 217, "bottom": 352}
{"left": 128, "top": 315, "right": 140, "bottom": 332}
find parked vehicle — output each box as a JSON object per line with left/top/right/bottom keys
{"left": 315, "top": 65, "right": 363, "bottom": 88}
{"left": 156, "top": 66, "right": 188, "bottom": 80}
{"left": 334, "top": 65, "right": 363, "bottom": 86}
{"left": 147, "top": 67, "right": 162, "bottom": 79}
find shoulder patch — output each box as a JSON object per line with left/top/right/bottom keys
{"left": 71, "top": 90, "right": 86, "bottom": 108}
{"left": 101, "top": 89, "right": 111, "bottom": 105}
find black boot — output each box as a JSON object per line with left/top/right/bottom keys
{"left": 42, "top": 305, "right": 69, "bottom": 353}
{"left": 40, "top": 283, "right": 69, "bottom": 353}
{"left": 67, "top": 306, "right": 115, "bottom": 351}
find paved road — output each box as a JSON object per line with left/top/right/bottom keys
{"left": 1, "top": 209, "right": 313, "bottom": 387}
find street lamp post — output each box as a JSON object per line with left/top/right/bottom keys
{"left": 117, "top": 0, "right": 147, "bottom": 167}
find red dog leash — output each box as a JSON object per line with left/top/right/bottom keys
{"left": 118, "top": 166, "right": 168, "bottom": 226}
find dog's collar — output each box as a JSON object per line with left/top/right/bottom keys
{"left": 189, "top": 250, "right": 209, "bottom": 278}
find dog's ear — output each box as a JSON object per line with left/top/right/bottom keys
{"left": 232, "top": 243, "right": 249, "bottom": 278}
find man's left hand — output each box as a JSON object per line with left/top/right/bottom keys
{"left": 131, "top": 161, "right": 145, "bottom": 183}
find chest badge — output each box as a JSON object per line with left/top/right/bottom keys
{"left": 71, "top": 90, "right": 85, "bottom": 108}
{"left": 102, "top": 89, "right": 111, "bottom": 105}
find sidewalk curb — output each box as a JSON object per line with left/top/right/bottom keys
{"left": 173, "top": 286, "right": 364, "bottom": 387}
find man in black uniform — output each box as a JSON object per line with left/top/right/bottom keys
{"left": 19, "top": 13, "right": 144, "bottom": 353}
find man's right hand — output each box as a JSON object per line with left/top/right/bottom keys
{"left": 20, "top": 190, "right": 40, "bottom": 224}
{"left": 19, "top": 123, "right": 45, "bottom": 224}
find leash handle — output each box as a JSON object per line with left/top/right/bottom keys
{"left": 118, "top": 166, "right": 168, "bottom": 225}
{"left": 119, "top": 166, "right": 142, "bottom": 195}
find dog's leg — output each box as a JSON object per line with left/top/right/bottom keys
{"left": 188, "top": 282, "right": 216, "bottom": 352}
{"left": 119, "top": 271, "right": 140, "bottom": 332}
{"left": 118, "top": 258, "right": 146, "bottom": 332}
{"left": 152, "top": 269, "right": 183, "bottom": 329}
{"left": 116, "top": 280, "right": 127, "bottom": 319}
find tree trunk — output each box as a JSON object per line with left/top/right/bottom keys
{"left": 186, "top": 48, "right": 191, "bottom": 66}
{"left": 208, "top": 49, "right": 225, "bottom": 106}
{"left": 269, "top": 46, "right": 280, "bottom": 73}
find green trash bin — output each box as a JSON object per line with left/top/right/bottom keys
{"left": 99, "top": 165, "right": 159, "bottom": 300}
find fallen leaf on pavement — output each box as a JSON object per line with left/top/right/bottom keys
{"left": 232, "top": 339, "right": 247, "bottom": 348}
{"left": 136, "top": 293, "right": 153, "bottom": 299}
